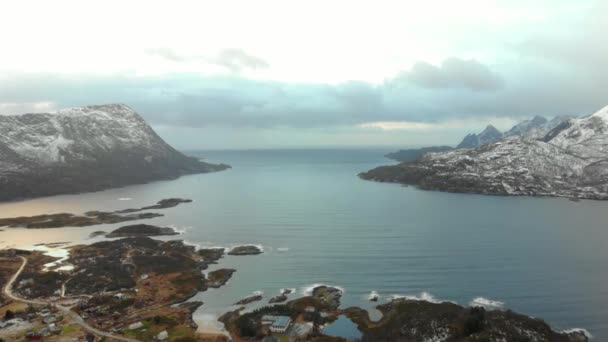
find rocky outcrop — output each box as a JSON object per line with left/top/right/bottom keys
{"left": 106, "top": 224, "right": 178, "bottom": 238}
{"left": 385, "top": 146, "right": 454, "bottom": 162}
{"left": 361, "top": 105, "right": 608, "bottom": 200}
{"left": 344, "top": 299, "right": 589, "bottom": 342}
{"left": 206, "top": 269, "right": 236, "bottom": 288}
{"left": 0, "top": 104, "right": 229, "bottom": 201}
{"left": 228, "top": 245, "right": 263, "bottom": 256}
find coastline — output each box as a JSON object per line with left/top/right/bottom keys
{"left": 1, "top": 225, "right": 594, "bottom": 341}
{"left": 0, "top": 186, "right": 602, "bottom": 339}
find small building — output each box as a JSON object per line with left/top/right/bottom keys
{"left": 261, "top": 315, "right": 280, "bottom": 325}
{"left": 141, "top": 274, "right": 149, "bottom": 280}
{"left": 269, "top": 316, "right": 292, "bottom": 333}
{"left": 289, "top": 322, "right": 313, "bottom": 338}
{"left": 114, "top": 293, "right": 127, "bottom": 300}
{"left": 43, "top": 315, "right": 57, "bottom": 324}
{"left": 304, "top": 306, "right": 316, "bottom": 313}
{"left": 128, "top": 321, "right": 144, "bottom": 330}
{"left": 157, "top": 330, "right": 169, "bottom": 340}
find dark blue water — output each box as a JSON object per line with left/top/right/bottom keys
{"left": 1, "top": 149, "right": 606, "bottom": 338}
{"left": 323, "top": 315, "right": 363, "bottom": 340}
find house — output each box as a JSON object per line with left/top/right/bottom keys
{"left": 128, "top": 321, "right": 144, "bottom": 330}
{"left": 43, "top": 315, "right": 57, "bottom": 324}
{"left": 157, "top": 330, "right": 169, "bottom": 340}
{"left": 305, "top": 306, "right": 316, "bottom": 313}
{"left": 261, "top": 315, "right": 280, "bottom": 325}
{"left": 114, "top": 293, "right": 127, "bottom": 300}
{"left": 269, "top": 316, "right": 292, "bottom": 333}
{"left": 48, "top": 323, "right": 61, "bottom": 334}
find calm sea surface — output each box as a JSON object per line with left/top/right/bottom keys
{"left": 1, "top": 149, "right": 607, "bottom": 338}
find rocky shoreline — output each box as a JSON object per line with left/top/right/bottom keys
{"left": 0, "top": 237, "right": 592, "bottom": 342}
{"left": 362, "top": 105, "right": 608, "bottom": 200}
{"left": 0, "top": 198, "right": 193, "bottom": 229}
{"left": 0, "top": 200, "right": 593, "bottom": 341}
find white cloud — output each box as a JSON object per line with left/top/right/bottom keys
{"left": 358, "top": 117, "right": 519, "bottom": 132}
{"left": 0, "top": 102, "right": 57, "bottom": 115}
{"left": 0, "top": 0, "right": 591, "bottom": 83}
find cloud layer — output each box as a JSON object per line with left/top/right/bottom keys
{"left": 403, "top": 58, "right": 504, "bottom": 91}
{"left": 0, "top": 1, "right": 606, "bottom": 149}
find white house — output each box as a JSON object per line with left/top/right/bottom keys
{"left": 269, "top": 316, "right": 292, "bottom": 333}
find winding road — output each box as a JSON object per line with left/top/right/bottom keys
{"left": 3, "top": 256, "right": 140, "bottom": 342}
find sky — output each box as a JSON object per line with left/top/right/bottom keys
{"left": 0, "top": 0, "right": 606, "bottom": 149}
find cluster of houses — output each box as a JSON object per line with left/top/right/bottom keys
{"left": 126, "top": 321, "right": 169, "bottom": 340}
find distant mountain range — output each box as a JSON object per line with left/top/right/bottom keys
{"left": 364, "top": 106, "right": 608, "bottom": 199}
{"left": 385, "top": 114, "right": 573, "bottom": 162}
{"left": 0, "top": 104, "right": 229, "bottom": 201}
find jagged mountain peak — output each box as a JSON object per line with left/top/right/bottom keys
{"left": 480, "top": 124, "right": 501, "bottom": 135}
{"left": 362, "top": 104, "right": 608, "bottom": 200}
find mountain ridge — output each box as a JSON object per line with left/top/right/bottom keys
{"left": 0, "top": 104, "right": 229, "bottom": 201}
{"left": 362, "top": 105, "right": 608, "bottom": 199}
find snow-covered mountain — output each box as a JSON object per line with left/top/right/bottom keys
{"left": 361, "top": 105, "right": 608, "bottom": 200}
{"left": 0, "top": 104, "right": 229, "bottom": 201}
{"left": 456, "top": 125, "right": 503, "bottom": 148}
{"left": 504, "top": 115, "right": 573, "bottom": 139}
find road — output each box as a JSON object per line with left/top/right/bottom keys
{"left": 3, "top": 256, "right": 141, "bottom": 342}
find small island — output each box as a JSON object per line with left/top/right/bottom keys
{"left": 227, "top": 245, "right": 263, "bottom": 256}
{"left": 0, "top": 198, "right": 194, "bottom": 229}
{"left": 206, "top": 269, "right": 236, "bottom": 288}
{"left": 235, "top": 293, "right": 264, "bottom": 305}
{"left": 105, "top": 224, "right": 179, "bottom": 238}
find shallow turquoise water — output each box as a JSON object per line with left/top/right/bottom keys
{"left": 1, "top": 149, "right": 607, "bottom": 338}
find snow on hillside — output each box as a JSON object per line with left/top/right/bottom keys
{"left": 361, "top": 105, "right": 608, "bottom": 199}
{"left": 0, "top": 104, "right": 167, "bottom": 165}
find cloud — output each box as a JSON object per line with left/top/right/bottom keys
{"left": 398, "top": 58, "right": 504, "bottom": 91}
{"left": 144, "top": 47, "right": 269, "bottom": 72}
{"left": 144, "top": 47, "right": 189, "bottom": 62}
{"left": 0, "top": 101, "right": 57, "bottom": 115}
{"left": 212, "top": 49, "right": 269, "bottom": 72}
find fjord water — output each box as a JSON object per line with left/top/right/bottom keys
{"left": 1, "top": 149, "right": 607, "bottom": 338}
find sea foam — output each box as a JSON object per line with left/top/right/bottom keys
{"left": 562, "top": 328, "right": 593, "bottom": 339}
{"left": 469, "top": 297, "right": 505, "bottom": 310}
{"left": 389, "top": 292, "right": 454, "bottom": 304}
{"left": 368, "top": 290, "right": 380, "bottom": 301}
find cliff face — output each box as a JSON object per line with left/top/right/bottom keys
{"left": 361, "top": 105, "right": 608, "bottom": 200}
{"left": 0, "top": 104, "right": 229, "bottom": 201}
